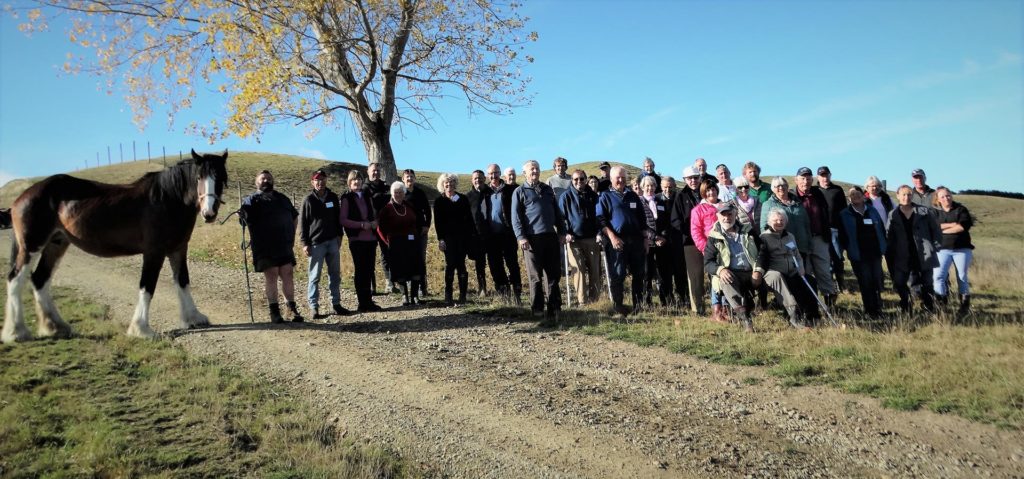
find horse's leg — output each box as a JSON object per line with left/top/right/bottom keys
{"left": 3, "top": 239, "right": 33, "bottom": 343}
{"left": 31, "top": 233, "right": 73, "bottom": 338}
{"left": 168, "top": 247, "right": 208, "bottom": 329}
{"left": 127, "top": 252, "right": 163, "bottom": 338}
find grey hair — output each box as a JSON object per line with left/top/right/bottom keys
{"left": 640, "top": 175, "right": 658, "bottom": 190}
{"left": 521, "top": 159, "right": 539, "bottom": 173}
{"left": 770, "top": 176, "right": 788, "bottom": 189}
{"left": 437, "top": 173, "right": 459, "bottom": 191}
{"left": 390, "top": 181, "right": 407, "bottom": 196}
{"left": 767, "top": 208, "right": 788, "bottom": 223}
{"left": 865, "top": 175, "right": 882, "bottom": 189}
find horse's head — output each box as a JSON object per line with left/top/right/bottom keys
{"left": 191, "top": 149, "right": 229, "bottom": 223}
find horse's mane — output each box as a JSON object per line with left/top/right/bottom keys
{"left": 144, "top": 159, "right": 200, "bottom": 205}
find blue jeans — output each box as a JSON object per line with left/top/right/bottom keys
{"left": 307, "top": 237, "right": 341, "bottom": 309}
{"left": 933, "top": 248, "right": 972, "bottom": 296}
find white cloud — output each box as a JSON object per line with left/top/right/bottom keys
{"left": 704, "top": 135, "right": 736, "bottom": 146}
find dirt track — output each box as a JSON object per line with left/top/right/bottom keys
{"left": 6, "top": 234, "right": 1023, "bottom": 478}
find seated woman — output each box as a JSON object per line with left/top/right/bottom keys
{"left": 702, "top": 203, "right": 758, "bottom": 332}
{"left": 932, "top": 186, "right": 975, "bottom": 315}
{"left": 377, "top": 181, "right": 425, "bottom": 306}
{"left": 755, "top": 208, "right": 819, "bottom": 328}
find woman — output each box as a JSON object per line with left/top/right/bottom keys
{"left": 339, "top": 171, "right": 382, "bottom": 313}
{"left": 640, "top": 176, "right": 671, "bottom": 306}
{"left": 865, "top": 176, "right": 894, "bottom": 225}
{"left": 690, "top": 180, "right": 727, "bottom": 321}
{"left": 885, "top": 185, "right": 941, "bottom": 314}
{"left": 732, "top": 177, "right": 760, "bottom": 233}
{"left": 756, "top": 209, "right": 816, "bottom": 328}
{"left": 587, "top": 175, "right": 600, "bottom": 193}
{"left": 433, "top": 173, "right": 474, "bottom": 306}
{"left": 377, "top": 181, "right": 425, "bottom": 306}
{"left": 932, "top": 186, "right": 974, "bottom": 315}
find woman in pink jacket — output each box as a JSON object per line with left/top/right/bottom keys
{"left": 690, "top": 180, "right": 728, "bottom": 322}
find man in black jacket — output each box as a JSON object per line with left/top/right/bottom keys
{"left": 242, "top": 170, "right": 301, "bottom": 323}
{"left": 403, "top": 169, "right": 432, "bottom": 296}
{"left": 366, "top": 162, "right": 392, "bottom": 293}
{"left": 300, "top": 169, "right": 346, "bottom": 319}
{"left": 485, "top": 163, "right": 522, "bottom": 304}
{"left": 669, "top": 166, "right": 703, "bottom": 313}
{"left": 794, "top": 167, "right": 837, "bottom": 307}
{"left": 814, "top": 166, "right": 848, "bottom": 293}
{"left": 466, "top": 170, "right": 492, "bottom": 297}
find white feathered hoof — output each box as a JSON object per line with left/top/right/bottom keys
{"left": 1, "top": 323, "right": 32, "bottom": 344}
{"left": 126, "top": 322, "right": 157, "bottom": 339}
{"left": 37, "top": 317, "right": 73, "bottom": 339}
{"left": 188, "top": 311, "right": 210, "bottom": 328}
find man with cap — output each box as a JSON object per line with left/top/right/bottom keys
{"left": 703, "top": 202, "right": 759, "bottom": 332}
{"left": 814, "top": 166, "right": 849, "bottom": 292}
{"left": 911, "top": 169, "right": 936, "bottom": 208}
{"left": 638, "top": 157, "right": 662, "bottom": 194}
{"left": 793, "top": 166, "right": 838, "bottom": 306}
{"left": 300, "top": 169, "right": 345, "bottom": 319}
{"left": 597, "top": 161, "right": 612, "bottom": 193}
{"left": 669, "top": 166, "right": 705, "bottom": 312}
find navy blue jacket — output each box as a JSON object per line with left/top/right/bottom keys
{"left": 512, "top": 181, "right": 565, "bottom": 239}
{"left": 596, "top": 188, "right": 651, "bottom": 239}
{"left": 838, "top": 205, "right": 887, "bottom": 262}
{"left": 558, "top": 185, "right": 599, "bottom": 239}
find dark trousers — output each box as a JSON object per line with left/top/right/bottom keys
{"left": 606, "top": 237, "right": 646, "bottom": 308}
{"left": 784, "top": 273, "right": 821, "bottom": 321}
{"left": 349, "top": 240, "right": 377, "bottom": 307}
{"left": 830, "top": 239, "right": 846, "bottom": 291}
{"left": 683, "top": 245, "right": 705, "bottom": 313}
{"left": 418, "top": 234, "right": 430, "bottom": 294}
{"left": 468, "top": 236, "right": 488, "bottom": 292}
{"left": 645, "top": 244, "right": 673, "bottom": 305}
{"left": 487, "top": 232, "right": 522, "bottom": 295}
{"left": 851, "top": 258, "right": 883, "bottom": 317}
{"left": 378, "top": 238, "right": 391, "bottom": 283}
{"left": 892, "top": 267, "right": 935, "bottom": 313}
{"left": 443, "top": 236, "right": 469, "bottom": 297}
{"left": 667, "top": 237, "right": 690, "bottom": 306}
{"left": 523, "top": 233, "right": 563, "bottom": 312}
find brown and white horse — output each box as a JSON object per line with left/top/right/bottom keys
{"left": 3, "top": 149, "right": 228, "bottom": 343}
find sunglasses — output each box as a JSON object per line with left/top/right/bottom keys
{"left": 572, "top": 177, "right": 586, "bottom": 182}
{"left": 736, "top": 186, "right": 749, "bottom": 190}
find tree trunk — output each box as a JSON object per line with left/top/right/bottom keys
{"left": 357, "top": 116, "right": 398, "bottom": 183}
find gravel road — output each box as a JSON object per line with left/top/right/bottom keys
{"left": 6, "top": 234, "right": 1023, "bottom": 478}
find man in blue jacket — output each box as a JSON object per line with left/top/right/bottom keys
{"left": 512, "top": 160, "right": 567, "bottom": 324}
{"left": 485, "top": 163, "right": 523, "bottom": 304}
{"left": 559, "top": 168, "right": 601, "bottom": 305}
{"left": 597, "top": 166, "right": 654, "bottom": 316}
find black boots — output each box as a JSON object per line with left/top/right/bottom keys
{"left": 736, "top": 307, "right": 754, "bottom": 333}
{"left": 958, "top": 294, "right": 971, "bottom": 316}
{"left": 400, "top": 282, "right": 411, "bottom": 306}
{"left": 269, "top": 303, "right": 284, "bottom": 324}
{"left": 410, "top": 280, "right": 421, "bottom": 305}
{"left": 457, "top": 273, "right": 468, "bottom": 305}
{"left": 287, "top": 301, "right": 304, "bottom": 323}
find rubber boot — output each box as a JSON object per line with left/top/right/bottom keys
{"left": 710, "top": 304, "right": 726, "bottom": 323}
{"left": 268, "top": 303, "right": 284, "bottom": 324}
{"left": 958, "top": 294, "right": 971, "bottom": 317}
{"left": 786, "top": 307, "right": 807, "bottom": 330}
{"left": 287, "top": 301, "right": 304, "bottom": 323}
{"left": 824, "top": 294, "right": 837, "bottom": 309}
{"left": 457, "top": 273, "right": 469, "bottom": 305}
{"left": 410, "top": 280, "right": 421, "bottom": 305}
{"left": 400, "top": 282, "right": 411, "bottom": 306}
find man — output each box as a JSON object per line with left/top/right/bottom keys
{"left": 911, "top": 169, "right": 936, "bottom": 208}
{"left": 560, "top": 168, "right": 602, "bottom": 306}
{"left": 485, "top": 163, "right": 523, "bottom": 303}
{"left": 742, "top": 161, "right": 772, "bottom": 204}
{"left": 466, "top": 169, "right": 492, "bottom": 297}
{"left": 403, "top": 169, "right": 432, "bottom": 296}
{"left": 793, "top": 167, "right": 838, "bottom": 305}
{"left": 512, "top": 160, "right": 567, "bottom": 325}
{"left": 703, "top": 203, "right": 759, "bottom": 332}
{"left": 365, "top": 162, "right": 393, "bottom": 293}
{"left": 814, "top": 166, "right": 848, "bottom": 292}
{"left": 299, "top": 169, "right": 347, "bottom": 319}
{"left": 547, "top": 156, "right": 572, "bottom": 198}
{"left": 638, "top": 157, "right": 662, "bottom": 194}
{"left": 838, "top": 186, "right": 886, "bottom": 318}
{"left": 240, "top": 170, "right": 301, "bottom": 323}
{"left": 694, "top": 157, "right": 718, "bottom": 186}
{"left": 596, "top": 161, "right": 612, "bottom": 193}
{"left": 597, "top": 166, "right": 653, "bottom": 315}
{"left": 660, "top": 176, "right": 677, "bottom": 204}
{"left": 669, "top": 166, "right": 703, "bottom": 312}
{"left": 715, "top": 163, "right": 736, "bottom": 202}
{"left": 504, "top": 166, "right": 519, "bottom": 188}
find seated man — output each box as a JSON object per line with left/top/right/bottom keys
{"left": 703, "top": 203, "right": 758, "bottom": 332}
{"left": 755, "top": 208, "right": 818, "bottom": 329}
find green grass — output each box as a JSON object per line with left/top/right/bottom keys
{"left": 0, "top": 283, "right": 420, "bottom": 478}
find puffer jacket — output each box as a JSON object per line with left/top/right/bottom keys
{"left": 690, "top": 200, "right": 719, "bottom": 253}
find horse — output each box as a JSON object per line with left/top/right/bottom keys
{"left": 3, "top": 149, "right": 228, "bottom": 343}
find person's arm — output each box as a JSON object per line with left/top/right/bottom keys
{"left": 691, "top": 208, "right": 707, "bottom": 253}
{"left": 511, "top": 188, "right": 529, "bottom": 249}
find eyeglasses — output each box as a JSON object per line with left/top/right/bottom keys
{"left": 736, "top": 186, "right": 749, "bottom": 190}
{"left": 572, "top": 177, "right": 585, "bottom": 182}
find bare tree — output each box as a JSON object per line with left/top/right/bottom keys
{"left": 13, "top": 0, "right": 537, "bottom": 180}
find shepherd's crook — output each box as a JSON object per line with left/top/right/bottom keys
{"left": 225, "top": 181, "right": 255, "bottom": 323}
{"left": 790, "top": 251, "right": 837, "bottom": 327}
{"left": 564, "top": 243, "right": 572, "bottom": 308}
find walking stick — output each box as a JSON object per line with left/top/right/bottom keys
{"left": 789, "top": 250, "right": 837, "bottom": 327}
{"left": 601, "top": 241, "right": 613, "bottom": 301}
{"left": 220, "top": 181, "right": 256, "bottom": 323}
{"left": 564, "top": 243, "right": 572, "bottom": 308}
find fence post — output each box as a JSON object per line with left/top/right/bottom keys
{"left": 132, "top": 141, "right": 136, "bottom": 162}
{"left": 107, "top": 146, "right": 111, "bottom": 165}
{"left": 162, "top": 146, "right": 166, "bottom": 168}
{"left": 147, "top": 141, "right": 151, "bottom": 163}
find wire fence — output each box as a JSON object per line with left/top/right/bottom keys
{"left": 78, "top": 140, "right": 188, "bottom": 170}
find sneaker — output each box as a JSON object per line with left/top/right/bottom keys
{"left": 332, "top": 304, "right": 351, "bottom": 316}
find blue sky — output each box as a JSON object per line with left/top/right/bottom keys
{"left": 1, "top": 0, "right": 1021, "bottom": 192}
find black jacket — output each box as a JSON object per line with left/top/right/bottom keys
{"left": 365, "top": 178, "right": 391, "bottom": 214}
{"left": 299, "top": 188, "right": 341, "bottom": 247}
{"left": 407, "top": 186, "right": 432, "bottom": 229}
{"left": 757, "top": 228, "right": 804, "bottom": 277}
{"left": 434, "top": 194, "right": 474, "bottom": 242}
{"left": 242, "top": 190, "right": 298, "bottom": 260}
{"left": 669, "top": 186, "right": 701, "bottom": 245}
{"left": 813, "top": 183, "right": 848, "bottom": 230}
{"left": 466, "top": 186, "right": 493, "bottom": 237}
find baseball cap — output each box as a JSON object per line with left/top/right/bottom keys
{"left": 796, "top": 167, "right": 813, "bottom": 176}
{"left": 911, "top": 168, "right": 926, "bottom": 177}
{"left": 682, "top": 166, "right": 699, "bottom": 178}
{"left": 715, "top": 202, "right": 735, "bottom": 213}
{"left": 817, "top": 166, "right": 831, "bottom": 176}
{"left": 598, "top": 161, "right": 611, "bottom": 170}
{"left": 311, "top": 169, "right": 327, "bottom": 180}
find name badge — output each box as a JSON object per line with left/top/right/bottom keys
{"left": 452, "top": 194, "right": 460, "bottom": 202}
{"left": 325, "top": 201, "right": 334, "bottom": 208}
{"left": 657, "top": 205, "right": 665, "bottom": 211}
{"left": 408, "top": 234, "right": 415, "bottom": 241}
{"left": 864, "top": 219, "right": 874, "bottom": 225}
{"left": 629, "top": 202, "right": 637, "bottom": 209}
{"left": 785, "top": 241, "right": 797, "bottom": 250}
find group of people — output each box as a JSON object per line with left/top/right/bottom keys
{"left": 239, "top": 156, "right": 976, "bottom": 332}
